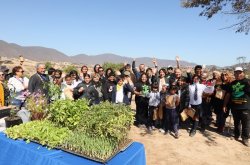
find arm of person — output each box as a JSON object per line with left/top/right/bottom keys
{"left": 175, "top": 95, "right": 180, "bottom": 107}
{"left": 28, "top": 76, "right": 36, "bottom": 93}
{"left": 73, "top": 83, "right": 84, "bottom": 98}
{"left": 176, "top": 56, "right": 180, "bottom": 69}
{"left": 152, "top": 58, "right": 158, "bottom": 70}
{"left": 132, "top": 60, "right": 140, "bottom": 80}
{"left": 124, "top": 82, "right": 134, "bottom": 93}
{"left": 223, "top": 93, "right": 231, "bottom": 113}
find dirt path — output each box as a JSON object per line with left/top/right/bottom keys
{"left": 129, "top": 121, "right": 250, "bottom": 165}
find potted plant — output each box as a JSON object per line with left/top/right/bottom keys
{"left": 4, "top": 107, "right": 23, "bottom": 128}
{"left": 25, "top": 91, "right": 48, "bottom": 120}
{"left": 4, "top": 93, "right": 23, "bottom": 128}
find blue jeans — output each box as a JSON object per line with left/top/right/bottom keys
{"left": 11, "top": 99, "right": 24, "bottom": 110}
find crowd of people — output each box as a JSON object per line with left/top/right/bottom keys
{"left": 0, "top": 58, "right": 249, "bottom": 147}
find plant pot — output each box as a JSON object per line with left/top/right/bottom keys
{"left": 31, "top": 112, "right": 45, "bottom": 120}
{"left": 5, "top": 116, "right": 23, "bottom": 128}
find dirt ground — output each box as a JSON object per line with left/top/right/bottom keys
{"left": 128, "top": 103, "right": 250, "bottom": 165}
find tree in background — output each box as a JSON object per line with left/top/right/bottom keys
{"left": 102, "top": 62, "right": 123, "bottom": 72}
{"left": 182, "top": 0, "right": 250, "bottom": 34}
{"left": 63, "top": 65, "right": 78, "bottom": 74}
{"left": 45, "top": 61, "right": 53, "bottom": 70}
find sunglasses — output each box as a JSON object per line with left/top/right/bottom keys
{"left": 18, "top": 70, "right": 24, "bottom": 73}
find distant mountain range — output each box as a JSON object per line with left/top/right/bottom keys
{"left": 0, "top": 40, "right": 196, "bottom": 67}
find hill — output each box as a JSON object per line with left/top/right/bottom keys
{"left": 0, "top": 40, "right": 196, "bottom": 67}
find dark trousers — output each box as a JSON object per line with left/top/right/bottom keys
{"left": 191, "top": 104, "right": 206, "bottom": 130}
{"left": 147, "top": 106, "right": 156, "bottom": 128}
{"left": 202, "top": 100, "right": 212, "bottom": 124}
{"left": 232, "top": 109, "right": 250, "bottom": 139}
{"left": 164, "top": 108, "right": 179, "bottom": 133}
{"left": 214, "top": 105, "right": 229, "bottom": 129}
{"left": 135, "top": 97, "right": 149, "bottom": 125}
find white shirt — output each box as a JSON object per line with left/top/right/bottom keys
{"left": 148, "top": 92, "right": 160, "bottom": 107}
{"left": 116, "top": 86, "right": 124, "bottom": 103}
{"left": 72, "top": 79, "right": 82, "bottom": 88}
{"left": 189, "top": 83, "right": 214, "bottom": 105}
{"left": 61, "top": 82, "right": 74, "bottom": 100}
{"left": 8, "top": 76, "right": 29, "bottom": 100}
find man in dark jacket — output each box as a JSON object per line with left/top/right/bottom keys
{"left": 28, "top": 63, "right": 49, "bottom": 96}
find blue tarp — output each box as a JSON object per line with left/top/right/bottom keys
{"left": 0, "top": 133, "right": 146, "bottom": 165}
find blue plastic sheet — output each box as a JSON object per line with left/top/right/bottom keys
{"left": 0, "top": 133, "right": 146, "bottom": 165}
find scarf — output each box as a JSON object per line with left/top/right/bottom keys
{"left": 116, "top": 84, "right": 123, "bottom": 92}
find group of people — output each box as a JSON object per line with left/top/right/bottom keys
{"left": 0, "top": 58, "right": 249, "bottom": 147}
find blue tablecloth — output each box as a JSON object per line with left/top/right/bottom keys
{"left": 0, "top": 133, "right": 146, "bottom": 165}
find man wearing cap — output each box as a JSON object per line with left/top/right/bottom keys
{"left": 223, "top": 67, "right": 250, "bottom": 147}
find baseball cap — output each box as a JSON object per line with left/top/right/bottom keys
{"left": 234, "top": 67, "right": 243, "bottom": 72}
{"left": 167, "top": 65, "right": 173, "bottom": 70}
{"left": 123, "top": 71, "right": 131, "bottom": 76}
{"left": 0, "top": 65, "right": 9, "bottom": 72}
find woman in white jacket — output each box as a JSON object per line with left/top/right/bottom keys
{"left": 8, "top": 66, "right": 29, "bottom": 109}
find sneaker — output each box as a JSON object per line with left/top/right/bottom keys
{"left": 217, "top": 127, "right": 224, "bottom": 133}
{"left": 152, "top": 126, "right": 156, "bottom": 130}
{"left": 234, "top": 135, "right": 239, "bottom": 141}
{"left": 159, "top": 128, "right": 165, "bottom": 133}
{"left": 200, "top": 128, "right": 205, "bottom": 133}
{"left": 174, "top": 132, "right": 179, "bottom": 139}
{"left": 164, "top": 130, "right": 169, "bottom": 135}
{"left": 147, "top": 127, "right": 153, "bottom": 134}
{"left": 242, "top": 139, "right": 249, "bottom": 147}
{"left": 189, "top": 130, "right": 196, "bottom": 137}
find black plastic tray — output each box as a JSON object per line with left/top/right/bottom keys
{"left": 60, "top": 139, "right": 133, "bottom": 163}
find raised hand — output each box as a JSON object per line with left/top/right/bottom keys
{"left": 176, "top": 55, "right": 180, "bottom": 61}
{"left": 152, "top": 68, "right": 157, "bottom": 75}
{"left": 152, "top": 58, "right": 157, "bottom": 65}
{"left": 186, "top": 66, "right": 192, "bottom": 73}
{"left": 78, "top": 87, "right": 84, "bottom": 93}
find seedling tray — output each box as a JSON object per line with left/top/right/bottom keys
{"left": 60, "top": 139, "right": 133, "bottom": 163}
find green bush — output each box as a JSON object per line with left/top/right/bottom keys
{"left": 45, "top": 61, "right": 53, "bottom": 70}
{"left": 63, "top": 65, "right": 78, "bottom": 74}
{"left": 5, "top": 120, "right": 71, "bottom": 149}
{"left": 48, "top": 99, "right": 90, "bottom": 129}
{"left": 76, "top": 101, "right": 134, "bottom": 142}
{"left": 102, "top": 62, "right": 123, "bottom": 72}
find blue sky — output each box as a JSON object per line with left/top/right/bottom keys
{"left": 0, "top": 0, "right": 249, "bottom": 67}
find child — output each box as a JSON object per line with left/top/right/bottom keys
{"left": 73, "top": 74, "right": 92, "bottom": 100}
{"left": 146, "top": 83, "right": 161, "bottom": 133}
{"left": 164, "top": 85, "right": 180, "bottom": 138}
{"left": 158, "top": 83, "right": 169, "bottom": 133}
{"left": 102, "top": 72, "right": 116, "bottom": 102}
{"left": 61, "top": 74, "right": 74, "bottom": 100}
{"left": 111, "top": 76, "right": 133, "bottom": 105}
{"left": 88, "top": 73, "right": 103, "bottom": 105}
